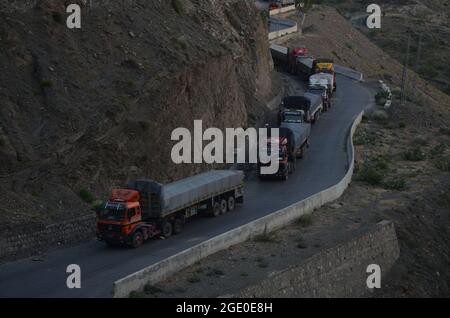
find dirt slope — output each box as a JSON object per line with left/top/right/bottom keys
{"left": 0, "top": 0, "right": 274, "bottom": 234}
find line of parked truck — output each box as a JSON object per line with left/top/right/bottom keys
{"left": 95, "top": 44, "right": 338, "bottom": 248}
{"left": 257, "top": 44, "right": 338, "bottom": 181}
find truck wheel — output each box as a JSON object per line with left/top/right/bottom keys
{"left": 173, "top": 218, "right": 184, "bottom": 235}
{"left": 220, "top": 199, "right": 228, "bottom": 215}
{"left": 228, "top": 196, "right": 235, "bottom": 212}
{"left": 314, "top": 111, "right": 320, "bottom": 123}
{"left": 161, "top": 221, "right": 173, "bottom": 238}
{"left": 212, "top": 202, "right": 221, "bottom": 217}
{"left": 131, "top": 231, "right": 144, "bottom": 248}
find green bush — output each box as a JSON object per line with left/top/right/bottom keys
{"left": 144, "top": 284, "right": 162, "bottom": 295}
{"left": 439, "top": 127, "right": 450, "bottom": 136}
{"left": 430, "top": 144, "right": 446, "bottom": 157}
{"left": 172, "top": 37, "right": 187, "bottom": 50}
{"left": 383, "top": 178, "right": 407, "bottom": 191}
{"left": 356, "top": 163, "right": 385, "bottom": 186}
{"left": 434, "top": 157, "right": 450, "bottom": 172}
{"left": 402, "top": 147, "right": 426, "bottom": 161}
{"left": 171, "top": 0, "right": 184, "bottom": 15}
{"left": 296, "top": 215, "right": 313, "bottom": 228}
{"left": 354, "top": 131, "right": 376, "bottom": 146}
{"left": 40, "top": 80, "right": 53, "bottom": 89}
{"left": 370, "top": 110, "right": 389, "bottom": 123}
{"left": 375, "top": 91, "right": 390, "bottom": 106}
{"left": 52, "top": 11, "right": 64, "bottom": 24}
{"left": 79, "top": 189, "right": 95, "bottom": 204}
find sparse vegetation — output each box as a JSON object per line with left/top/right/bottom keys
{"left": 144, "top": 284, "right": 163, "bottom": 295}
{"left": 383, "top": 178, "right": 407, "bottom": 191}
{"left": 172, "top": 37, "right": 188, "bottom": 50}
{"left": 434, "top": 157, "right": 450, "bottom": 172}
{"left": 375, "top": 91, "right": 390, "bottom": 106}
{"left": 171, "top": 0, "right": 184, "bottom": 15}
{"left": 40, "top": 80, "right": 53, "bottom": 89}
{"left": 356, "top": 158, "right": 390, "bottom": 186}
{"left": 370, "top": 110, "right": 388, "bottom": 123}
{"left": 439, "top": 127, "right": 450, "bottom": 136}
{"left": 402, "top": 147, "right": 426, "bottom": 162}
{"left": 296, "top": 215, "right": 313, "bottom": 228}
{"left": 79, "top": 189, "right": 95, "bottom": 204}
{"left": 254, "top": 228, "right": 279, "bottom": 243}
{"left": 51, "top": 11, "right": 63, "bottom": 24}
{"left": 187, "top": 275, "right": 201, "bottom": 284}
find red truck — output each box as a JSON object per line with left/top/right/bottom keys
{"left": 270, "top": 44, "right": 309, "bottom": 73}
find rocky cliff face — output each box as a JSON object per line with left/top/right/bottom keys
{"left": 0, "top": 0, "right": 274, "bottom": 231}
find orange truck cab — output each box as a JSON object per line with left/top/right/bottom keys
{"left": 96, "top": 189, "right": 159, "bottom": 247}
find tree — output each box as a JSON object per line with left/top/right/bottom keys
{"left": 294, "top": 0, "right": 314, "bottom": 30}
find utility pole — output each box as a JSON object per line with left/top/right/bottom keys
{"left": 412, "top": 32, "right": 424, "bottom": 97}
{"left": 401, "top": 32, "right": 411, "bottom": 105}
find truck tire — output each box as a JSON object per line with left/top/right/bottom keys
{"left": 212, "top": 202, "right": 221, "bottom": 217}
{"left": 314, "top": 111, "right": 320, "bottom": 124}
{"left": 220, "top": 199, "right": 228, "bottom": 215}
{"left": 131, "top": 231, "right": 144, "bottom": 248}
{"left": 228, "top": 196, "right": 235, "bottom": 212}
{"left": 161, "top": 221, "right": 173, "bottom": 238}
{"left": 173, "top": 218, "right": 184, "bottom": 235}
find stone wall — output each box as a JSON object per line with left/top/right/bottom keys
{"left": 0, "top": 214, "right": 96, "bottom": 262}
{"left": 236, "top": 221, "right": 400, "bottom": 298}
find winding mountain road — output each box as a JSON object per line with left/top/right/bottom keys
{"left": 0, "top": 74, "right": 373, "bottom": 297}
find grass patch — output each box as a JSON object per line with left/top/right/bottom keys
{"left": 79, "top": 189, "right": 95, "bottom": 204}
{"left": 356, "top": 158, "right": 390, "bottom": 186}
{"left": 171, "top": 37, "right": 187, "bottom": 50}
{"left": 402, "top": 147, "right": 426, "bottom": 162}
{"left": 187, "top": 276, "right": 201, "bottom": 284}
{"left": 144, "top": 284, "right": 163, "bottom": 295}
{"left": 40, "top": 80, "right": 53, "bottom": 89}
{"left": 382, "top": 178, "right": 407, "bottom": 191}
{"left": 434, "top": 157, "right": 450, "bottom": 172}
{"left": 370, "top": 110, "right": 389, "bottom": 123}
{"left": 257, "top": 262, "right": 269, "bottom": 269}
{"left": 439, "top": 127, "right": 450, "bottom": 136}
{"left": 296, "top": 236, "right": 307, "bottom": 249}
{"left": 430, "top": 144, "right": 446, "bottom": 157}
{"left": 206, "top": 269, "right": 225, "bottom": 277}
{"left": 296, "top": 215, "right": 313, "bottom": 228}
{"left": 171, "top": 0, "right": 184, "bottom": 15}
{"left": 254, "top": 229, "right": 279, "bottom": 243}
{"left": 129, "top": 291, "right": 142, "bottom": 298}
{"left": 354, "top": 131, "right": 377, "bottom": 146}
{"left": 52, "top": 11, "right": 64, "bottom": 24}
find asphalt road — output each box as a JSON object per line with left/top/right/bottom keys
{"left": 0, "top": 75, "right": 373, "bottom": 298}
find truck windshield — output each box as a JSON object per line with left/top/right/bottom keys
{"left": 99, "top": 205, "right": 126, "bottom": 221}
{"left": 283, "top": 113, "right": 303, "bottom": 123}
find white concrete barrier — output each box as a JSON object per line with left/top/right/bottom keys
{"left": 112, "top": 111, "right": 365, "bottom": 298}
{"left": 269, "top": 23, "right": 298, "bottom": 41}
{"left": 269, "top": 5, "right": 297, "bottom": 16}
{"left": 335, "top": 65, "right": 364, "bottom": 82}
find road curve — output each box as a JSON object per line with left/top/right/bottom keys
{"left": 0, "top": 75, "right": 373, "bottom": 297}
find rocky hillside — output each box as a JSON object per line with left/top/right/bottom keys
{"left": 0, "top": 0, "right": 274, "bottom": 233}
{"left": 319, "top": 0, "right": 450, "bottom": 95}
